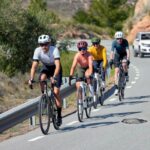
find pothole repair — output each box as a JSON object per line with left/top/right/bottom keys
{"left": 122, "top": 118, "right": 147, "bottom": 124}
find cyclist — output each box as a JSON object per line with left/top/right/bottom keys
{"left": 69, "top": 41, "right": 93, "bottom": 93}
{"left": 28, "top": 34, "right": 63, "bottom": 126}
{"left": 88, "top": 37, "right": 107, "bottom": 89}
{"left": 109, "top": 31, "right": 130, "bottom": 95}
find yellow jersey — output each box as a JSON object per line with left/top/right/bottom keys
{"left": 88, "top": 45, "right": 107, "bottom": 69}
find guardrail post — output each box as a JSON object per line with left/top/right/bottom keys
{"left": 63, "top": 98, "right": 68, "bottom": 109}
{"left": 30, "top": 116, "right": 36, "bottom": 127}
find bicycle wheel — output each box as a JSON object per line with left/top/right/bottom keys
{"left": 39, "top": 95, "right": 51, "bottom": 135}
{"left": 77, "top": 87, "right": 84, "bottom": 122}
{"left": 99, "top": 88, "right": 104, "bottom": 106}
{"left": 121, "top": 88, "right": 124, "bottom": 99}
{"left": 50, "top": 96, "right": 60, "bottom": 130}
{"left": 93, "top": 79, "right": 98, "bottom": 109}
{"left": 118, "top": 88, "right": 122, "bottom": 101}
{"left": 85, "top": 97, "right": 92, "bottom": 118}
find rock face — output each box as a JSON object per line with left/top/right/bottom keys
{"left": 127, "top": 0, "right": 150, "bottom": 43}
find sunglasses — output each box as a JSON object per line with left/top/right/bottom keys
{"left": 78, "top": 47, "right": 87, "bottom": 51}
{"left": 92, "top": 42, "right": 99, "bottom": 45}
{"left": 40, "top": 43, "right": 49, "bottom": 47}
{"left": 116, "top": 38, "right": 122, "bottom": 40}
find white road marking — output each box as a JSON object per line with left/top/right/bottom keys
{"left": 131, "top": 81, "right": 136, "bottom": 84}
{"left": 66, "top": 121, "right": 78, "bottom": 126}
{"left": 135, "top": 77, "right": 139, "bottom": 80}
{"left": 136, "top": 74, "right": 140, "bottom": 77}
{"left": 92, "top": 108, "right": 100, "bottom": 112}
{"left": 28, "top": 136, "right": 44, "bottom": 142}
{"left": 109, "top": 98, "right": 117, "bottom": 102}
{"left": 126, "top": 86, "right": 132, "bottom": 88}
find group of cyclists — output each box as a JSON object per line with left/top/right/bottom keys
{"left": 28, "top": 31, "right": 130, "bottom": 127}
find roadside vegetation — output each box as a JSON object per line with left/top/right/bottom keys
{"left": 0, "top": 0, "right": 134, "bottom": 113}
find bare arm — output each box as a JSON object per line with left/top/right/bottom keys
{"left": 110, "top": 51, "right": 114, "bottom": 60}
{"left": 70, "top": 54, "right": 78, "bottom": 76}
{"left": 126, "top": 48, "right": 130, "bottom": 60}
{"left": 88, "top": 56, "right": 93, "bottom": 75}
{"left": 30, "top": 61, "right": 39, "bottom": 80}
{"left": 54, "top": 59, "right": 61, "bottom": 77}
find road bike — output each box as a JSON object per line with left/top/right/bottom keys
{"left": 92, "top": 68, "right": 104, "bottom": 108}
{"left": 70, "top": 77, "right": 93, "bottom": 122}
{"left": 31, "top": 80, "right": 59, "bottom": 135}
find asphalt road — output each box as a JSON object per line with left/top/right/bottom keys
{"left": 0, "top": 44, "right": 150, "bottom": 150}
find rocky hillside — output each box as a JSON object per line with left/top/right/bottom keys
{"left": 127, "top": 0, "right": 150, "bottom": 43}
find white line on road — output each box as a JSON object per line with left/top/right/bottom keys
{"left": 66, "top": 121, "right": 78, "bottom": 126}
{"left": 109, "top": 98, "right": 117, "bottom": 102}
{"left": 92, "top": 108, "right": 101, "bottom": 112}
{"left": 28, "top": 136, "right": 45, "bottom": 142}
{"left": 136, "top": 74, "right": 140, "bottom": 77}
{"left": 126, "top": 86, "right": 132, "bottom": 88}
{"left": 134, "top": 77, "right": 139, "bottom": 80}
{"left": 131, "top": 81, "right": 136, "bottom": 84}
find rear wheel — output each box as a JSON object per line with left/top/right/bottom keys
{"left": 39, "top": 95, "right": 51, "bottom": 135}
{"left": 99, "top": 88, "right": 104, "bottom": 106}
{"left": 50, "top": 97, "right": 59, "bottom": 130}
{"left": 93, "top": 79, "right": 98, "bottom": 109}
{"left": 77, "top": 87, "right": 84, "bottom": 122}
{"left": 85, "top": 97, "right": 92, "bottom": 118}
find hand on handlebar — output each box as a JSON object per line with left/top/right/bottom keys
{"left": 109, "top": 59, "right": 113, "bottom": 69}
{"left": 28, "top": 79, "right": 33, "bottom": 89}
{"left": 69, "top": 75, "right": 72, "bottom": 86}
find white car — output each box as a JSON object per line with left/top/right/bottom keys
{"left": 132, "top": 32, "right": 150, "bottom": 57}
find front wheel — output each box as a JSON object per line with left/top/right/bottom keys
{"left": 39, "top": 95, "right": 51, "bottom": 135}
{"left": 77, "top": 87, "right": 84, "bottom": 122}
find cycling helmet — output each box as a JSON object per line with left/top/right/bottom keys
{"left": 38, "top": 34, "right": 51, "bottom": 44}
{"left": 91, "top": 37, "right": 101, "bottom": 44}
{"left": 114, "top": 31, "right": 124, "bottom": 39}
{"left": 77, "top": 41, "right": 88, "bottom": 49}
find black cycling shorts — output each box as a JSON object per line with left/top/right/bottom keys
{"left": 114, "top": 53, "right": 127, "bottom": 68}
{"left": 39, "top": 65, "right": 62, "bottom": 88}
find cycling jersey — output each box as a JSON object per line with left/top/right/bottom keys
{"left": 111, "top": 39, "right": 129, "bottom": 56}
{"left": 33, "top": 46, "right": 60, "bottom": 66}
{"left": 111, "top": 39, "right": 129, "bottom": 68}
{"left": 88, "top": 45, "right": 107, "bottom": 69}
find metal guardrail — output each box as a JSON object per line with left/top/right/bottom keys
{"left": 0, "top": 80, "right": 76, "bottom": 133}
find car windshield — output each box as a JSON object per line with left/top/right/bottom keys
{"left": 141, "top": 33, "right": 150, "bottom": 40}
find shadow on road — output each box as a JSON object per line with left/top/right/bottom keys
{"left": 91, "top": 111, "right": 141, "bottom": 119}
{"left": 125, "top": 95, "right": 150, "bottom": 100}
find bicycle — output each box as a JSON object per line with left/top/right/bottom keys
{"left": 92, "top": 68, "right": 104, "bottom": 108}
{"left": 70, "top": 77, "right": 93, "bottom": 122}
{"left": 31, "top": 79, "right": 59, "bottom": 135}
{"left": 117, "top": 60, "right": 127, "bottom": 101}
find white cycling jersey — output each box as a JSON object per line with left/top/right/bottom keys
{"left": 33, "top": 46, "right": 60, "bottom": 66}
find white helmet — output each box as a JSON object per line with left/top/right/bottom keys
{"left": 114, "top": 31, "right": 124, "bottom": 39}
{"left": 38, "top": 34, "right": 51, "bottom": 44}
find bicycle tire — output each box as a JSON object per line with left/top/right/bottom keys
{"left": 39, "top": 95, "right": 51, "bottom": 135}
{"left": 77, "top": 87, "right": 84, "bottom": 122}
{"left": 99, "top": 88, "right": 104, "bottom": 106}
{"left": 50, "top": 96, "right": 60, "bottom": 130}
{"left": 93, "top": 78, "right": 98, "bottom": 109}
{"left": 118, "top": 88, "right": 122, "bottom": 101}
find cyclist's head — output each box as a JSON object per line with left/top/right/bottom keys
{"left": 77, "top": 41, "right": 88, "bottom": 55}
{"left": 38, "top": 34, "right": 51, "bottom": 51}
{"left": 114, "top": 31, "right": 124, "bottom": 44}
{"left": 91, "top": 37, "right": 101, "bottom": 47}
